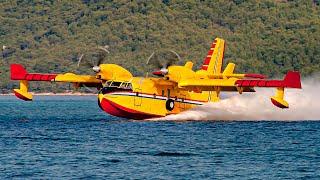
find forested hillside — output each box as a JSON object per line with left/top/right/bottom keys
{"left": 0, "top": 0, "right": 319, "bottom": 92}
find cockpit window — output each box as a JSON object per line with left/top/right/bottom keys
{"left": 110, "top": 81, "right": 122, "bottom": 87}
{"left": 101, "top": 81, "right": 133, "bottom": 94}
{"left": 126, "top": 83, "right": 132, "bottom": 90}
{"left": 119, "top": 82, "right": 127, "bottom": 89}
{"left": 105, "top": 81, "right": 112, "bottom": 87}
{"left": 118, "top": 82, "right": 132, "bottom": 90}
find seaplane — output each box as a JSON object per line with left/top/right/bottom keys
{"left": 10, "top": 37, "right": 302, "bottom": 119}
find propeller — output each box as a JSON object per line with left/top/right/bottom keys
{"left": 146, "top": 50, "right": 182, "bottom": 76}
{"left": 82, "top": 84, "right": 99, "bottom": 93}
{"left": 74, "top": 45, "right": 109, "bottom": 93}
{"left": 77, "top": 45, "right": 110, "bottom": 73}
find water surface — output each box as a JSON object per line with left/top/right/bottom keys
{"left": 0, "top": 96, "right": 319, "bottom": 179}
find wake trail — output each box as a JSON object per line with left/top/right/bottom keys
{"left": 153, "top": 78, "right": 320, "bottom": 121}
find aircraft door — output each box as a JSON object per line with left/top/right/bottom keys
{"left": 179, "top": 95, "right": 186, "bottom": 110}
{"left": 134, "top": 88, "right": 142, "bottom": 106}
{"left": 134, "top": 78, "right": 144, "bottom": 107}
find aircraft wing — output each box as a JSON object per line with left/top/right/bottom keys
{"left": 179, "top": 78, "right": 237, "bottom": 89}
{"left": 178, "top": 78, "right": 255, "bottom": 92}
{"left": 179, "top": 71, "right": 302, "bottom": 108}
{"left": 54, "top": 73, "right": 100, "bottom": 84}
{"left": 179, "top": 71, "right": 301, "bottom": 89}
{"left": 10, "top": 64, "right": 101, "bottom": 101}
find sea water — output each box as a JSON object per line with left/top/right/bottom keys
{"left": 0, "top": 96, "right": 319, "bottom": 179}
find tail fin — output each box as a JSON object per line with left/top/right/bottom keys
{"left": 201, "top": 38, "right": 225, "bottom": 75}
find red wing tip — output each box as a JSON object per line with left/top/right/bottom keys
{"left": 11, "top": 64, "right": 27, "bottom": 80}
{"left": 10, "top": 64, "right": 57, "bottom": 81}
{"left": 283, "top": 71, "right": 302, "bottom": 89}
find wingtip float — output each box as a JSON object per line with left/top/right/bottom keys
{"left": 235, "top": 71, "right": 301, "bottom": 108}
{"left": 10, "top": 37, "right": 302, "bottom": 119}
{"left": 11, "top": 64, "right": 57, "bottom": 101}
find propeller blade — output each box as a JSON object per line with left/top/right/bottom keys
{"left": 146, "top": 50, "right": 182, "bottom": 76}
{"left": 168, "top": 50, "right": 182, "bottom": 64}
{"left": 146, "top": 52, "right": 155, "bottom": 65}
{"left": 77, "top": 54, "right": 84, "bottom": 68}
{"left": 98, "top": 46, "right": 110, "bottom": 54}
{"left": 96, "top": 52, "right": 105, "bottom": 66}
{"left": 76, "top": 45, "right": 110, "bottom": 72}
{"left": 147, "top": 52, "right": 163, "bottom": 69}
{"left": 82, "top": 84, "right": 98, "bottom": 93}
{"left": 77, "top": 53, "right": 95, "bottom": 69}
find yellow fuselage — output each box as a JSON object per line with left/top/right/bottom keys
{"left": 98, "top": 77, "right": 220, "bottom": 119}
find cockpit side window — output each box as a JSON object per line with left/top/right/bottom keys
{"left": 109, "top": 81, "right": 132, "bottom": 88}
{"left": 126, "top": 83, "right": 132, "bottom": 90}
{"left": 110, "top": 81, "right": 122, "bottom": 87}
{"left": 101, "top": 81, "right": 132, "bottom": 94}
{"left": 119, "top": 82, "right": 127, "bottom": 89}
{"left": 106, "top": 81, "right": 112, "bottom": 87}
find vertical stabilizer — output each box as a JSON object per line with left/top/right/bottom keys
{"left": 201, "top": 38, "right": 225, "bottom": 75}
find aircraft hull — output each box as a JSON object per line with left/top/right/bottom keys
{"left": 97, "top": 91, "right": 205, "bottom": 120}
{"left": 99, "top": 97, "right": 163, "bottom": 119}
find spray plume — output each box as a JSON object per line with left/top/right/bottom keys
{"left": 152, "top": 79, "right": 320, "bottom": 121}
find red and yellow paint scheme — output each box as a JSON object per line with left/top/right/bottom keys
{"left": 10, "top": 37, "right": 302, "bottom": 119}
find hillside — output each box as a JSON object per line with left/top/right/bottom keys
{"left": 0, "top": 0, "right": 319, "bottom": 92}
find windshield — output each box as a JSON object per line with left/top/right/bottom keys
{"left": 100, "top": 81, "right": 132, "bottom": 94}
